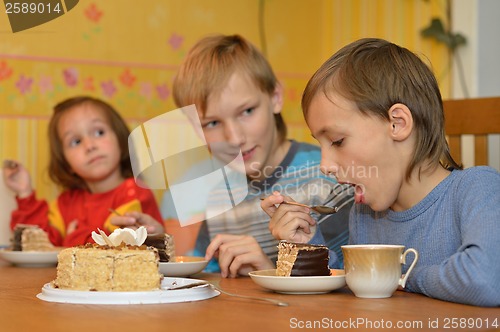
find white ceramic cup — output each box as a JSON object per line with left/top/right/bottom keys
{"left": 341, "top": 244, "right": 418, "bottom": 298}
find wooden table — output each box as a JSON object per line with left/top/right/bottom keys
{"left": 1, "top": 262, "right": 499, "bottom": 332}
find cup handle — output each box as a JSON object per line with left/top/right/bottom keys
{"left": 398, "top": 248, "right": 419, "bottom": 288}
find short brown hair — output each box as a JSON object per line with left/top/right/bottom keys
{"left": 48, "top": 96, "right": 133, "bottom": 190}
{"left": 302, "top": 38, "right": 461, "bottom": 178}
{"left": 173, "top": 34, "right": 287, "bottom": 142}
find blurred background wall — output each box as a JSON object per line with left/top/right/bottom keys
{"left": 0, "top": 0, "right": 495, "bottom": 204}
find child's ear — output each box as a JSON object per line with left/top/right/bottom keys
{"left": 271, "top": 83, "right": 284, "bottom": 114}
{"left": 388, "top": 103, "right": 413, "bottom": 141}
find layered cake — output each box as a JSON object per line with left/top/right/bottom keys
{"left": 11, "top": 224, "right": 55, "bottom": 251}
{"left": 53, "top": 243, "right": 162, "bottom": 291}
{"left": 52, "top": 227, "right": 162, "bottom": 291}
{"left": 276, "top": 241, "right": 330, "bottom": 277}
{"left": 144, "top": 233, "right": 175, "bottom": 262}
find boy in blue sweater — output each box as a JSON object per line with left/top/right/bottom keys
{"left": 262, "top": 38, "right": 500, "bottom": 306}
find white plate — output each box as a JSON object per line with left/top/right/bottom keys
{"left": 248, "top": 269, "right": 346, "bottom": 294}
{"left": 159, "top": 256, "right": 208, "bottom": 277}
{"left": 37, "top": 277, "right": 219, "bottom": 304}
{"left": 0, "top": 249, "right": 60, "bottom": 267}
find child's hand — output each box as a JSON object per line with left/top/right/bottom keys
{"left": 261, "top": 192, "right": 317, "bottom": 244}
{"left": 2, "top": 160, "right": 33, "bottom": 198}
{"left": 205, "top": 234, "right": 274, "bottom": 278}
{"left": 110, "top": 211, "right": 165, "bottom": 235}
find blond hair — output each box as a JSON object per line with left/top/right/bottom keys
{"left": 173, "top": 34, "right": 287, "bottom": 142}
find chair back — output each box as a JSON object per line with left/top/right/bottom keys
{"left": 443, "top": 97, "right": 500, "bottom": 167}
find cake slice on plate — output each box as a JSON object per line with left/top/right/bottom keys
{"left": 276, "top": 240, "right": 330, "bottom": 277}
{"left": 11, "top": 224, "right": 55, "bottom": 251}
{"left": 52, "top": 227, "right": 162, "bottom": 291}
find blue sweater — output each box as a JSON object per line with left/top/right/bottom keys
{"left": 349, "top": 166, "right": 500, "bottom": 307}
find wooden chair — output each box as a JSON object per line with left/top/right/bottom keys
{"left": 443, "top": 96, "right": 500, "bottom": 166}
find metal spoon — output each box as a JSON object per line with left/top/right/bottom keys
{"left": 283, "top": 201, "right": 338, "bottom": 214}
{"left": 260, "top": 198, "right": 338, "bottom": 215}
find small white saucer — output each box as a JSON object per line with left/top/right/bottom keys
{"left": 249, "top": 269, "right": 346, "bottom": 294}
{"left": 158, "top": 256, "right": 208, "bottom": 277}
{"left": 0, "top": 249, "right": 60, "bottom": 267}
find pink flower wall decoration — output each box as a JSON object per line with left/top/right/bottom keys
{"left": 63, "top": 68, "right": 78, "bottom": 87}
{"left": 101, "top": 80, "right": 117, "bottom": 98}
{"left": 168, "top": 33, "right": 184, "bottom": 50}
{"left": 16, "top": 74, "right": 33, "bottom": 94}
{"left": 156, "top": 84, "right": 170, "bottom": 101}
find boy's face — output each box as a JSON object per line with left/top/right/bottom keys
{"left": 306, "top": 92, "right": 408, "bottom": 211}
{"left": 200, "top": 72, "right": 284, "bottom": 181}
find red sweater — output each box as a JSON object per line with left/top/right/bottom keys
{"left": 10, "top": 178, "right": 162, "bottom": 247}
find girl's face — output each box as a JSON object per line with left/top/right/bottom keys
{"left": 58, "top": 104, "right": 123, "bottom": 192}
{"left": 200, "top": 72, "right": 285, "bottom": 181}
{"left": 306, "top": 92, "right": 407, "bottom": 211}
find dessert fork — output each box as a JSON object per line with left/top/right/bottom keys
{"left": 167, "top": 281, "right": 289, "bottom": 307}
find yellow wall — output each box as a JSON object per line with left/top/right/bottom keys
{"left": 0, "top": 0, "right": 450, "bottom": 201}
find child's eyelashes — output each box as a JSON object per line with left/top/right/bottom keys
{"left": 93, "top": 129, "right": 105, "bottom": 137}
{"left": 242, "top": 108, "right": 254, "bottom": 116}
{"left": 331, "top": 138, "right": 344, "bottom": 147}
{"left": 69, "top": 138, "right": 81, "bottom": 147}
{"left": 65, "top": 128, "right": 106, "bottom": 148}
{"left": 202, "top": 120, "right": 219, "bottom": 129}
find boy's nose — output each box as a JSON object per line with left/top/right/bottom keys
{"left": 224, "top": 122, "right": 246, "bottom": 146}
{"left": 320, "top": 158, "right": 339, "bottom": 177}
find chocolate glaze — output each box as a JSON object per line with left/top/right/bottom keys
{"left": 144, "top": 234, "right": 170, "bottom": 262}
{"left": 144, "top": 234, "right": 166, "bottom": 249}
{"left": 290, "top": 246, "right": 330, "bottom": 276}
{"left": 12, "top": 226, "right": 24, "bottom": 251}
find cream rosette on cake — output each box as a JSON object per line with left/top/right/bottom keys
{"left": 91, "top": 227, "right": 148, "bottom": 246}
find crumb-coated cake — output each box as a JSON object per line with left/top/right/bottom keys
{"left": 144, "top": 233, "right": 175, "bottom": 262}
{"left": 276, "top": 241, "right": 330, "bottom": 277}
{"left": 11, "top": 224, "right": 55, "bottom": 251}
{"left": 53, "top": 243, "right": 162, "bottom": 291}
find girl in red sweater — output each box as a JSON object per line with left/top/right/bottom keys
{"left": 3, "top": 96, "right": 163, "bottom": 246}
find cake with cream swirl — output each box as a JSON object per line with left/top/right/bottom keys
{"left": 52, "top": 227, "right": 162, "bottom": 291}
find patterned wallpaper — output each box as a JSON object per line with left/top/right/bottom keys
{"left": 0, "top": 0, "right": 450, "bottom": 201}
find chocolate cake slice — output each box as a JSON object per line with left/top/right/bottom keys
{"left": 144, "top": 233, "right": 175, "bottom": 262}
{"left": 276, "top": 241, "right": 330, "bottom": 276}
{"left": 11, "top": 224, "right": 55, "bottom": 251}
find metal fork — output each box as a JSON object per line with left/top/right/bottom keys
{"left": 168, "top": 281, "right": 289, "bottom": 307}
